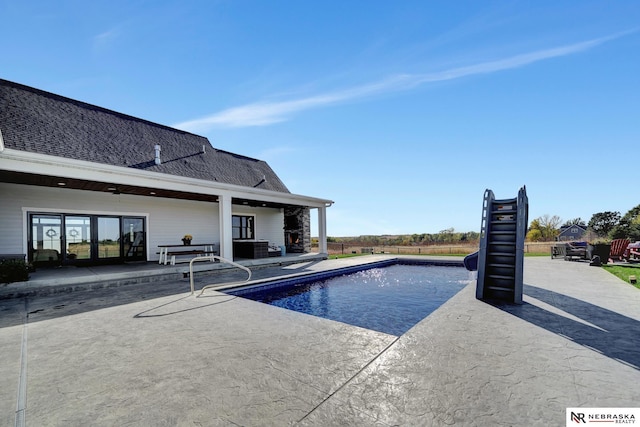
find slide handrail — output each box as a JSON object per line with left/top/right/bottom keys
{"left": 189, "top": 255, "right": 252, "bottom": 296}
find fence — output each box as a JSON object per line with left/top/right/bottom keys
{"left": 323, "top": 241, "right": 553, "bottom": 256}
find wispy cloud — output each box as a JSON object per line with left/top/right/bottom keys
{"left": 173, "top": 31, "right": 632, "bottom": 132}
{"left": 94, "top": 28, "right": 119, "bottom": 45}
{"left": 174, "top": 75, "right": 412, "bottom": 132}
{"left": 91, "top": 26, "right": 124, "bottom": 54}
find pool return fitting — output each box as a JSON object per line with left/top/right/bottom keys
{"left": 189, "top": 255, "right": 252, "bottom": 297}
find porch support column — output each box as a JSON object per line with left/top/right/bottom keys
{"left": 317, "top": 205, "right": 328, "bottom": 254}
{"left": 218, "top": 194, "right": 233, "bottom": 260}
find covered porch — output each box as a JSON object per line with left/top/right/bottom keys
{"left": 0, "top": 150, "right": 333, "bottom": 267}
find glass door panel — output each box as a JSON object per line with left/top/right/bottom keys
{"left": 65, "top": 216, "right": 92, "bottom": 261}
{"left": 30, "top": 213, "right": 146, "bottom": 265}
{"left": 98, "top": 217, "right": 121, "bottom": 259}
{"left": 30, "top": 214, "right": 63, "bottom": 265}
{"left": 122, "top": 217, "right": 146, "bottom": 261}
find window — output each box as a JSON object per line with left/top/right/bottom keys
{"left": 232, "top": 215, "right": 254, "bottom": 240}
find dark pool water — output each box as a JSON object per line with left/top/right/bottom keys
{"left": 227, "top": 264, "right": 471, "bottom": 336}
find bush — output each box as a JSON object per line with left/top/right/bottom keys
{"left": 0, "top": 259, "right": 30, "bottom": 284}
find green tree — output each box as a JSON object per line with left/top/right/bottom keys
{"left": 588, "top": 211, "right": 621, "bottom": 237}
{"left": 531, "top": 215, "right": 562, "bottom": 241}
{"left": 610, "top": 205, "right": 640, "bottom": 241}
{"left": 526, "top": 228, "right": 543, "bottom": 242}
{"left": 563, "top": 218, "right": 586, "bottom": 227}
{"left": 438, "top": 228, "right": 455, "bottom": 244}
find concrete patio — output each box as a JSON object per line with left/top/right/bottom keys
{"left": 0, "top": 253, "right": 328, "bottom": 300}
{"left": 1, "top": 256, "right": 638, "bottom": 426}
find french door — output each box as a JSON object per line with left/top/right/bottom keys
{"left": 29, "top": 213, "right": 146, "bottom": 266}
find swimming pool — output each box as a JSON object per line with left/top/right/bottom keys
{"left": 226, "top": 260, "right": 471, "bottom": 336}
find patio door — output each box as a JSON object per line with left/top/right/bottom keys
{"left": 29, "top": 213, "right": 147, "bottom": 266}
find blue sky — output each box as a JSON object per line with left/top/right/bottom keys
{"left": 2, "top": 1, "right": 639, "bottom": 236}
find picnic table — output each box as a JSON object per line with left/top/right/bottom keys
{"left": 158, "top": 243, "right": 218, "bottom": 265}
{"left": 625, "top": 241, "right": 640, "bottom": 262}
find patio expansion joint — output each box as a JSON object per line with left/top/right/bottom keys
{"left": 296, "top": 334, "right": 402, "bottom": 425}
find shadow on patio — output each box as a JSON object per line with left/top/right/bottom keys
{"left": 492, "top": 284, "right": 640, "bottom": 370}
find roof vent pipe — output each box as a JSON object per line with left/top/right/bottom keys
{"left": 154, "top": 144, "right": 161, "bottom": 165}
{"left": 0, "top": 128, "right": 4, "bottom": 152}
{"left": 202, "top": 144, "right": 206, "bottom": 154}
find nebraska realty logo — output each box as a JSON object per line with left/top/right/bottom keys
{"left": 567, "top": 408, "right": 638, "bottom": 425}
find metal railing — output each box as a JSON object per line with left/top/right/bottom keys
{"left": 189, "top": 255, "right": 252, "bottom": 297}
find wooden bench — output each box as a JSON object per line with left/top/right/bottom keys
{"left": 166, "top": 250, "right": 207, "bottom": 265}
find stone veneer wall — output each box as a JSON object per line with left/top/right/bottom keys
{"left": 284, "top": 206, "right": 311, "bottom": 253}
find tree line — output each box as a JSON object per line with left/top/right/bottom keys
{"left": 327, "top": 204, "right": 640, "bottom": 245}
{"left": 327, "top": 228, "right": 480, "bottom": 246}
{"left": 524, "top": 204, "right": 640, "bottom": 242}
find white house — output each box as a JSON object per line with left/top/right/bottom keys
{"left": 0, "top": 79, "right": 333, "bottom": 267}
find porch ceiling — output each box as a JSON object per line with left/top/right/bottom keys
{"left": 0, "top": 170, "right": 293, "bottom": 208}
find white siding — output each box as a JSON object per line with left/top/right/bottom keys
{"left": 0, "top": 183, "right": 220, "bottom": 261}
{"left": 231, "top": 206, "right": 285, "bottom": 246}
{"left": 258, "top": 209, "right": 285, "bottom": 247}
{"left": 0, "top": 183, "right": 26, "bottom": 253}
{"left": 1, "top": 183, "right": 286, "bottom": 260}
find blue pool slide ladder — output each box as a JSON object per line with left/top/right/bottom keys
{"left": 464, "top": 186, "right": 528, "bottom": 304}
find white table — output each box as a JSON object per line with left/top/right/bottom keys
{"left": 158, "top": 243, "right": 218, "bottom": 265}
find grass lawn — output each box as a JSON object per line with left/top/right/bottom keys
{"left": 602, "top": 263, "right": 640, "bottom": 290}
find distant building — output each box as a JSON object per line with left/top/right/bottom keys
{"left": 557, "top": 224, "right": 587, "bottom": 241}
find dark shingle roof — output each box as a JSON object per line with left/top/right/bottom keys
{"left": 0, "top": 79, "right": 289, "bottom": 193}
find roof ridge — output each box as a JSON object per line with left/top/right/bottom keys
{"left": 214, "top": 148, "right": 263, "bottom": 163}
